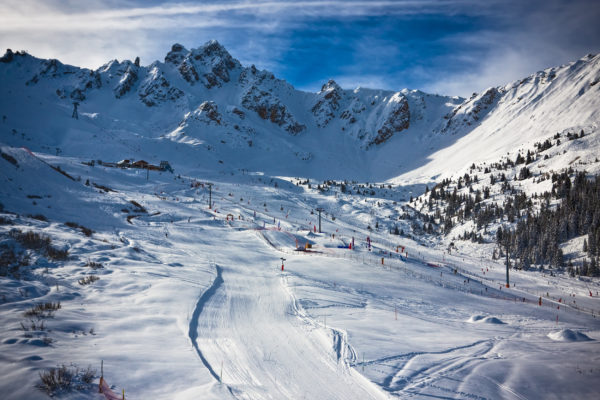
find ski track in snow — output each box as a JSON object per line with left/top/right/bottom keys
{"left": 185, "top": 230, "right": 385, "bottom": 399}
{"left": 188, "top": 264, "right": 231, "bottom": 389}
{"left": 478, "top": 374, "right": 530, "bottom": 400}
{"left": 379, "top": 340, "right": 494, "bottom": 396}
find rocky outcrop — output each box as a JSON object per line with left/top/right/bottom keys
{"left": 194, "top": 40, "right": 240, "bottom": 88}
{"left": 178, "top": 59, "right": 200, "bottom": 84}
{"left": 164, "top": 43, "right": 187, "bottom": 65}
{"left": 166, "top": 40, "right": 241, "bottom": 89}
{"left": 114, "top": 65, "right": 138, "bottom": 98}
{"left": 238, "top": 64, "right": 276, "bottom": 86}
{"left": 138, "top": 66, "right": 184, "bottom": 107}
{"left": 442, "top": 87, "right": 501, "bottom": 133}
{"left": 195, "top": 101, "right": 222, "bottom": 125}
{"left": 231, "top": 107, "right": 246, "bottom": 119}
{"left": 370, "top": 94, "right": 410, "bottom": 145}
{"left": 312, "top": 79, "right": 343, "bottom": 127}
{"left": 0, "top": 49, "right": 14, "bottom": 63}
{"left": 241, "top": 85, "right": 305, "bottom": 135}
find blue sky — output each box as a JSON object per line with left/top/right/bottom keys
{"left": 1, "top": 0, "right": 599, "bottom": 96}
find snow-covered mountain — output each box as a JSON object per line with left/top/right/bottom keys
{"left": 0, "top": 41, "right": 448, "bottom": 180}
{"left": 2, "top": 41, "right": 600, "bottom": 182}
{"left": 1, "top": 41, "right": 599, "bottom": 182}
{"left": 397, "top": 53, "right": 600, "bottom": 184}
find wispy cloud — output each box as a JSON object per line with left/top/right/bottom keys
{"left": 0, "top": 0, "right": 492, "bottom": 32}
{"left": 0, "top": 0, "right": 598, "bottom": 95}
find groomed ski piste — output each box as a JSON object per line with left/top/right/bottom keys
{"left": 1, "top": 146, "right": 599, "bottom": 399}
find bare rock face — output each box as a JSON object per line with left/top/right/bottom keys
{"left": 194, "top": 40, "right": 240, "bottom": 87}
{"left": 0, "top": 48, "right": 14, "bottom": 63}
{"left": 164, "top": 43, "right": 187, "bottom": 65}
{"left": 241, "top": 85, "right": 305, "bottom": 135}
{"left": 371, "top": 94, "right": 410, "bottom": 145}
{"left": 195, "top": 101, "right": 222, "bottom": 125}
{"left": 177, "top": 101, "right": 224, "bottom": 129}
{"left": 178, "top": 59, "right": 200, "bottom": 84}
{"left": 22, "top": 56, "right": 103, "bottom": 102}
{"left": 442, "top": 87, "right": 501, "bottom": 133}
{"left": 166, "top": 40, "right": 241, "bottom": 89}
{"left": 312, "top": 79, "right": 343, "bottom": 127}
{"left": 469, "top": 88, "right": 499, "bottom": 120}
{"left": 238, "top": 64, "right": 276, "bottom": 86}
{"left": 138, "top": 66, "right": 184, "bottom": 107}
{"left": 114, "top": 65, "right": 138, "bottom": 98}
{"left": 231, "top": 107, "right": 245, "bottom": 119}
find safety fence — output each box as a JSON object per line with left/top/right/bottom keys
{"left": 257, "top": 229, "right": 600, "bottom": 319}
{"left": 434, "top": 258, "right": 600, "bottom": 317}
{"left": 259, "top": 230, "right": 511, "bottom": 297}
{"left": 348, "top": 234, "right": 600, "bottom": 318}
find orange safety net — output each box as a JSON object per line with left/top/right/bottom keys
{"left": 99, "top": 376, "right": 124, "bottom": 400}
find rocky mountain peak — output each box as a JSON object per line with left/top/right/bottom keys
{"left": 189, "top": 40, "right": 241, "bottom": 71}
{"left": 164, "top": 43, "right": 188, "bottom": 65}
{"left": 198, "top": 40, "right": 231, "bottom": 59}
{"left": 320, "top": 79, "right": 342, "bottom": 93}
{"left": 312, "top": 79, "right": 345, "bottom": 127}
{"left": 0, "top": 49, "right": 15, "bottom": 63}
{"left": 165, "top": 40, "right": 241, "bottom": 88}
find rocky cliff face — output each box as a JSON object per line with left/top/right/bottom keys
{"left": 441, "top": 87, "right": 501, "bottom": 133}
{"left": 312, "top": 79, "right": 344, "bottom": 127}
{"left": 165, "top": 40, "right": 241, "bottom": 89}
{"left": 372, "top": 93, "right": 410, "bottom": 145}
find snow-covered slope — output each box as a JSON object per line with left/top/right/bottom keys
{"left": 2, "top": 141, "right": 599, "bottom": 400}
{"left": 2, "top": 43, "right": 600, "bottom": 400}
{"left": 397, "top": 53, "right": 600, "bottom": 184}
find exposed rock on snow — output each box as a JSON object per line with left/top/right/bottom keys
{"left": 114, "top": 65, "right": 138, "bottom": 98}
{"left": 164, "top": 43, "right": 187, "bottom": 65}
{"left": 371, "top": 93, "right": 410, "bottom": 145}
{"left": 442, "top": 87, "right": 501, "bottom": 133}
{"left": 0, "top": 42, "right": 598, "bottom": 180}
{"left": 190, "top": 101, "right": 223, "bottom": 125}
{"left": 312, "top": 79, "right": 344, "bottom": 127}
{"left": 241, "top": 85, "right": 306, "bottom": 135}
{"left": 138, "top": 66, "right": 184, "bottom": 106}
{"left": 166, "top": 40, "right": 241, "bottom": 88}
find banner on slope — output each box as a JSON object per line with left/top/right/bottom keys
{"left": 99, "top": 376, "right": 125, "bottom": 400}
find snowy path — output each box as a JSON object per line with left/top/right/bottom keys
{"left": 190, "top": 229, "right": 385, "bottom": 399}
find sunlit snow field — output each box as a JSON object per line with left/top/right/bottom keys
{"left": 1, "top": 148, "right": 599, "bottom": 399}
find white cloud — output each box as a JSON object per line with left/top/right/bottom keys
{"left": 0, "top": 0, "right": 598, "bottom": 94}
{"left": 0, "top": 0, "right": 493, "bottom": 32}
{"left": 333, "top": 75, "right": 393, "bottom": 92}
{"left": 422, "top": 49, "right": 540, "bottom": 97}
